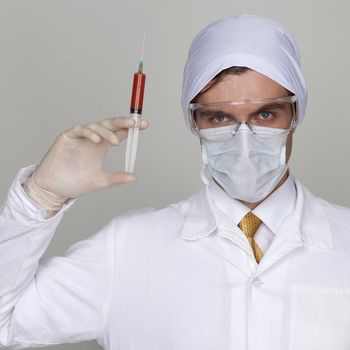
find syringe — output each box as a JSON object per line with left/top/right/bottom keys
{"left": 124, "top": 38, "right": 146, "bottom": 173}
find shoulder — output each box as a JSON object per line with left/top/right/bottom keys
{"left": 319, "top": 198, "right": 350, "bottom": 227}
{"left": 296, "top": 179, "right": 350, "bottom": 227}
{"left": 109, "top": 189, "right": 206, "bottom": 239}
{"left": 313, "top": 192, "right": 350, "bottom": 251}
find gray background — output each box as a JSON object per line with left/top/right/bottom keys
{"left": 1, "top": 0, "right": 349, "bottom": 349}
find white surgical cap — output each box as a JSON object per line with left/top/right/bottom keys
{"left": 181, "top": 14, "right": 308, "bottom": 128}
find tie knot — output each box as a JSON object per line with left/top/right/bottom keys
{"left": 238, "top": 212, "right": 262, "bottom": 238}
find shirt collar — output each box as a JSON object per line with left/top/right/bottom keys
{"left": 208, "top": 178, "right": 250, "bottom": 226}
{"left": 180, "top": 174, "right": 334, "bottom": 250}
{"left": 208, "top": 173, "right": 296, "bottom": 234}
{"left": 252, "top": 174, "right": 296, "bottom": 234}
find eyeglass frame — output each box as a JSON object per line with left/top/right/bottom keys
{"left": 188, "top": 95, "right": 298, "bottom": 136}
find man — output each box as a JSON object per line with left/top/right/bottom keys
{"left": 1, "top": 14, "right": 350, "bottom": 350}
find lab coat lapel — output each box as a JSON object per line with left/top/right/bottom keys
{"left": 216, "top": 215, "right": 257, "bottom": 277}
{"left": 181, "top": 187, "right": 257, "bottom": 278}
{"left": 256, "top": 216, "right": 303, "bottom": 275}
{"left": 255, "top": 179, "right": 335, "bottom": 276}
{"left": 293, "top": 179, "right": 334, "bottom": 250}
{"left": 181, "top": 180, "right": 335, "bottom": 278}
{"left": 181, "top": 187, "right": 217, "bottom": 240}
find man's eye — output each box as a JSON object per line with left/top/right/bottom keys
{"left": 259, "top": 111, "right": 272, "bottom": 119}
{"left": 213, "top": 115, "right": 229, "bottom": 122}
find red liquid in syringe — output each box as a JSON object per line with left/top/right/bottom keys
{"left": 130, "top": 63, "right": 146, "bottom": 114}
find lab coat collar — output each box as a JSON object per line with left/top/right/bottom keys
{"left": 292, "top": 179, "right": 335, "bottom": 250}
{"left": 180, "top": 186, "right": 218, "bottom": 240}
{"left": 252, "top": 174, "right": 296, "bottom": 234}
{"left": 181, "top": 178, "right": 335, "bottom": 251}
{"left": 255, "top": 179, "right": 335, "bottom": 276}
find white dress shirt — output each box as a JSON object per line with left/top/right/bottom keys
{"left": 209, "top": 174, "right": 296, "bottom": 254}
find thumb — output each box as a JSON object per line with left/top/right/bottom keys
{"left": 100, "top": 172, "right": 137, "bottom": 189}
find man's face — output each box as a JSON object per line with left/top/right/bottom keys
{"left": 194, "top": 69, "right": 295, "bottom": 164}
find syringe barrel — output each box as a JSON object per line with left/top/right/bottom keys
{"left": 130, "top": 72, "right": 146, "bottom": 114}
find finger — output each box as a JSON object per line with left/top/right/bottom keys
{"left": 113, "top": 119, "right": 149, "bottom": 142}
{"left": 95, "top": 172, "right": 137, "bottom": 190}
{"left": 140, "top": 119, "right": 149, "bottom": 130}
{"left": 130, "top": 118, "right": 149, "bottom": 129}
{"left": 85, "top": 123, "right": 120, "bottom": 146}
{"left": 100, "top": 117, "right": 136, "bottom": 131}
{"left": 114, "top": 129, "right": 129, "bottom": 143}
{"left": 100, "top": 117, "right": 149, "bottom": 131}
{"left": 112, "top": 120, "right": 148, "bottom": 144}
{"left": 64, "top": 124, "right": 101, "bottom": 143}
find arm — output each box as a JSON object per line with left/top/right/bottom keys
{"left": 0, "top": 117, "right": 148, "bottom": 348}
{"left": 0, "top": 165, "right": 75, "bottom": 347}
{"left": 0, "top": 168, "right": 115, "bottom": 347}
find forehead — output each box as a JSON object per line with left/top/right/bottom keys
{"left": 195, "top": 69, "right": 290, "bottom": 104}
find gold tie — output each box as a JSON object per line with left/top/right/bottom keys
{"left": 238, "top": 212, "right": 264, "bottom": 263}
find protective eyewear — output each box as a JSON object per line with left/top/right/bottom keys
{"left": 188, "top": 96, "right": 298, "bottom": 135}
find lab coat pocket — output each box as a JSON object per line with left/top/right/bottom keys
{"left": 289, "top": 285, "right": 350, "bottom": 350}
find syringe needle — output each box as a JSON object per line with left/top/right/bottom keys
{"left": 138, "top": 34, "right": 146, "bottom": 73}
{"left": 140, "top": 34, "right": 146, "bottom": 61}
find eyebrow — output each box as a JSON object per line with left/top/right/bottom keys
{"left": 197, "top": 103, "right": 288, "bottom": 116}
{"left": 196, "top": 109, "right": 234, "bottom": 118}
{"left": 249, "top": 103, "right": 289, "bottom": 116}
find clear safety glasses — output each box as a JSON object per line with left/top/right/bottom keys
{"left": 188, "top": 95, "right": 298, "bottom": 136}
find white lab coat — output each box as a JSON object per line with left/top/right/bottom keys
{"left": 1, "top": 165, "right": 350, "bottom": 350}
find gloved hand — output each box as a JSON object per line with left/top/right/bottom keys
{"left": 22, "top": 117, "right": 148, "bottom": 215}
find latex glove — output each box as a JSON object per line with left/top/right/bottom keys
{"left": 23, "top": 117, "right": 148, "bottom": 213}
